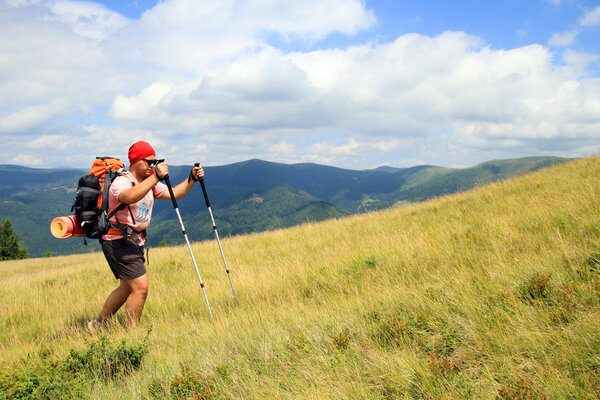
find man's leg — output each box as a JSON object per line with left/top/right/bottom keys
{"left": 124, "top": 273, "right": 149, "bottom": 326}
{"left": 99, "top": 279, "right": 133, "bottom": 320}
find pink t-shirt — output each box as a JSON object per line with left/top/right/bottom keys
{"left": 101, "top": 171, "right": 168, "bottom": 245}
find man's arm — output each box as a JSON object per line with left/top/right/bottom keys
{"left": 118, "top": 174, "right": 160, "bottom": 204}
{"left": 160, "top": 165, "right": 205, "bottom": 201}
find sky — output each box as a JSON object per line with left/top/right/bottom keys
{"left": 1, "top": 0, "right": 599, "bottom": 170}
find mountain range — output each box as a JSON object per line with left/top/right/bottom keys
{"left": 0, "top": 156, "right": 568, "bottom": 257}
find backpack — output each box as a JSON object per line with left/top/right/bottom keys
{"left": 72, "top": 157, "right": 126, "bottom": 240}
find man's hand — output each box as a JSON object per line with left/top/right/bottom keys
{"left": 160, "top": 163, "right": 205, "bottom": 201}
{"left": 189, "top": 164, "right": 205, "bottom": 182}
{"left": 155, "top": 162, "right": 169, "bottom": 180}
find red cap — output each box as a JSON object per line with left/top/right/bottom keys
{"left": 128, "top": 141, "right": 155, "bottom": 165}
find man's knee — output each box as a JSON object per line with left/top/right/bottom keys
{"left": 124, "top": 274, "right": 149, "bottom": 296}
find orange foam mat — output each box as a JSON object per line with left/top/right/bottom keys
{"left": 50, "top": 215, "right": 85, "bottom": 238}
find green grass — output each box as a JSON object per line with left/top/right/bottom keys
{"left": 1, "top": 156, "right": 599, "bottom": 399}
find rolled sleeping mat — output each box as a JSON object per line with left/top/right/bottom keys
{"left": 50, "top": 215, "right": 85, "bottom": 238}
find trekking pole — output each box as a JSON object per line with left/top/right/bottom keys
{"left": 195, "top": 163, "right": 237, "bottom": 299}
{"left": 163, "top": 173, "right": 213, "bottom": 319}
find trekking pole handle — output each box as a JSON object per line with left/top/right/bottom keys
{"left": 163, "top": 175, "right": 179, "bottom": 209}
{"left": 194, "top": 163, "right": 211, "bottom": 208}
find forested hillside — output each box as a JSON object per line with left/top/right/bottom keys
{"left": 0, "top": 156, "right": 567, "bottom": 256}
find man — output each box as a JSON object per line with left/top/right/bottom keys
{"left": 88, "top": 141, "right": 204, "bottom": 329}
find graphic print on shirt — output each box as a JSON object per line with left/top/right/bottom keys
{"left": 135, "top": 196, "right": 153, "bottom": 224}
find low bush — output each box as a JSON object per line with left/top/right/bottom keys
{"left": 0, "top": 353, "right": 83, "bottom": 399}
{"left": 149, "top": 366, "right": 215, "bottom": 400}
{"left": 64, "top": 334, "right": 149, "bottom": 381}
{"left": 332, "top": 327, "right": 351, "bottom": 350}
{"left": 0, "top": 334, "right": 150, "bottom": 399}
{"left": 518, "top": 271, "right": 553, "bottom": 304}
{"left": 497, "top": 376, "right": 548, "bottom": 400}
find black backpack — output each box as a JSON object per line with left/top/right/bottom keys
{"left": 72, "top": 157, "right": 126, "bottom": 240}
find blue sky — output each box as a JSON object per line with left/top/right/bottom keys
{"left": 96, "top": 0, "right": 600, "bottom": 59}
{"left": 1, "top": 0, "right": 599, "bottom": 169}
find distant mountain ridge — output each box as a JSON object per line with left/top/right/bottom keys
{"left": 0, "top": 165, "right": 84, "bottom": 198}
{"left": 0, "top": 156, "right": 569, "bottom": 257}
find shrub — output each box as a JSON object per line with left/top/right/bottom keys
{"left": 332, "top": 327, "right": 351, "bottom": 350}
{"left": 0, "top": 353, "right": 83, "bottom": 399}
{"left": 366, "top": 310, "right": 412, "bottom": 348}
{"left": 497, "top": 376, "right": 548, "bottom": 400}
{"left": 587, "top": 252, "right": 600, "bottom": 272}
{"left": 348, "top": 255, "right": 379, "bottom": 276}
{"left": 366, "top": 307, "right": 462, "bottom": 358}
{"left": 428, "top": 354, "right": 462, "bottom": 376}
{"left": 286, "top": 332, "right": 311, "bottom": 355}
{"left": 364, "top": 256, "right": 378, "bottom": 269}
{"left": 574, "top": 252, "right": 600, "bottom": 281}
{"left": 149, "top": 366, "right": 215, "bottom": 400}
{"left": 518, "top": 272, "right": 553, "bottom": 304}
{"left": 0, "top": 333, "right": 151, "bottom": 399}
{"left": 425, "top": 323, "right": 460, "bottom": 357}
{"left": 63, "top": 334, "right": 149, "bottom": 380}
{"left": 548, "top": 282, "right": 581, "bottom": 324}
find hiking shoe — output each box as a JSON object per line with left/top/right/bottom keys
{"left": 87, "top": 316, "right": 108, "bottom": 331}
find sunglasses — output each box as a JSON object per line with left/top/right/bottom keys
{"left": 142, "top": 158, "right": 165, "bottom": 166}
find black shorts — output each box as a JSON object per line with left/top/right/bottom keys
{"left": 100, "top": 238, "right": 146, "bottom": 280}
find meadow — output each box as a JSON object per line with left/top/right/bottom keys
{"left": 1, "top": 156, "right": 599, "bottom": 399}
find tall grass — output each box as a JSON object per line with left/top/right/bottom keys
{"left": 1, "top": 156, "right": 599, "bottom": 399}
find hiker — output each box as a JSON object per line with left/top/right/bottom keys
{"left": 88, "top": 140, "right": 204, "bottom": 329}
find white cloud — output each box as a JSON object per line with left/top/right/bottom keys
{"left": 26, "top": 134, "right": 72, "bottom": 150}
{"left": 562, "top": 50, "right": 600, "bottom": 75}
{"left": 110, "top": 83, "right": 175, "bottom": 121}
{"left": 0, "top": 125, "right": 161, "bottom": 167}
{"left": 546, "top": 5, "right": 600, "bottom": 63}
{"left": 199, "top": 47, "right": 310, "bottom": 102}
{"left": 46, "top": 1, "right": 129, "bottom": 40}
{"left": 192, "top": 144, "right": 208, "bottom": 153}
{"left": 580, "top": 5, "right": 600, "bottom": 27}
{"left": 10, "top": 153, "right": 44, "bottom": 166}
{"left": 237, "top": 0, "right": 376, "bottom": 38}
{"left": 112, "top": 0, "right": 375, "bottom": 74}
{"left": 268, "top": 141, "right": 296, "bottom": 155}
{"left": 5, "top": 0, "right": 42, "bottom": 6}
{"left": 123, "top": 30, "right": 597, "bottom": 151}
{"left": 303, "top": 137, "right": 411, "bottom": 167}
{"left": 0, "top": 2, "right": 129, "bottom": 135}
{"left": 548, "top": 29, "right": 579, "bottom": 47}
{"left": 0, "top": 102, "right": 69, "bottom": 133}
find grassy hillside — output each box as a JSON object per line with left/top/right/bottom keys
{"left": 1, "top": 156, "right": 599, "bottom": 399}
